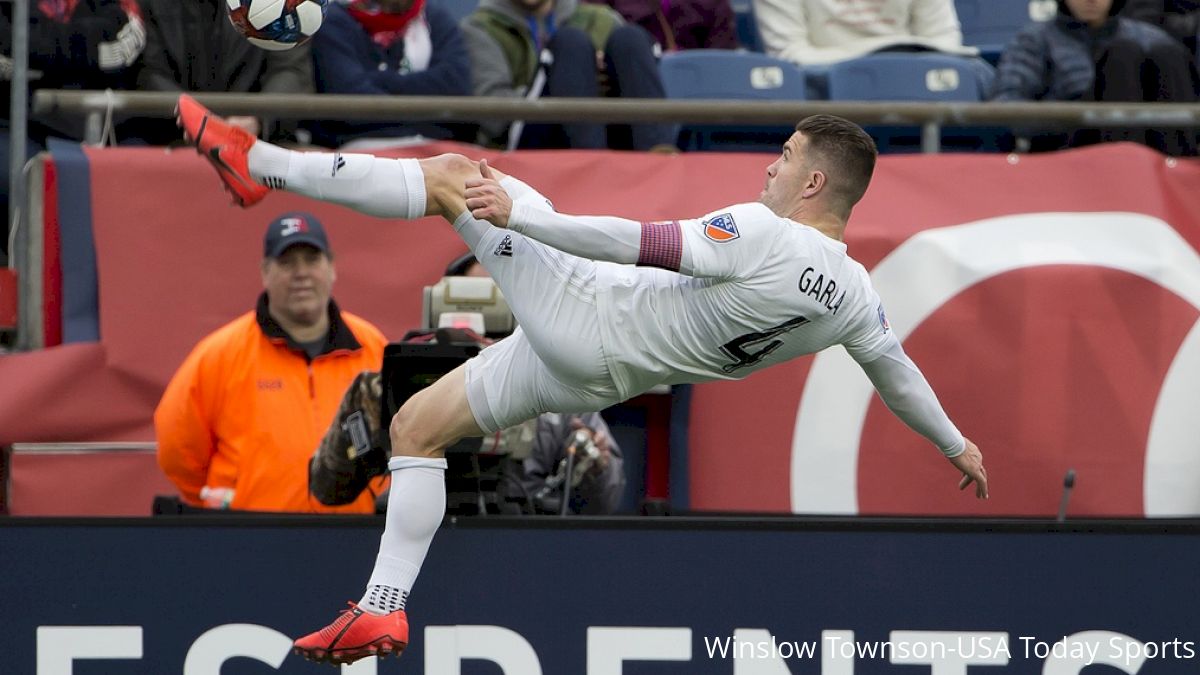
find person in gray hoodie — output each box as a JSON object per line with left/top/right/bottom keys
{"left": 461, "top": 0, "right": 677, "bottom": 150}
{"left": 990, "top": 0, "right": 1198, "bottom": 155}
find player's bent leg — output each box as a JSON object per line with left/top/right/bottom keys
{"left": 452, "top": 213, "right": 613, "bottom": 387}
{"left": 465, "top": 329, "right": 623, "bottom": 433}
{"left": 293, "top": 366, "right": 482, "bottom": 666}
{"left": 388, "top": 362, "right": 484, "bottom": 457}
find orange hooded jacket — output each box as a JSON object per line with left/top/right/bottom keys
{"left": 155, "top": 295, "right": 388, "bottom": 513}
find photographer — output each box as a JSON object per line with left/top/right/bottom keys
{"left": 504, "top": 412, "right": 624, "bottom": 515}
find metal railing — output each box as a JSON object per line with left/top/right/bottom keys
{"left": 8, "top": 0, "right": 30, "bottom": 233}
{"left": 31, "top": 90, "right": 1200, "bottom": 154}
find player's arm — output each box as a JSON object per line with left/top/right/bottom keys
{"left": 854, "top": 340, "right": 988, "bottom": 498}
{"left": 844, "top": 296, "right": 988, "bottom": 498}
{"left": 467, "top": 162, "right": 770, "bottom": 278}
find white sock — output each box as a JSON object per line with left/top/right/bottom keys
{"left": 358, "top": 455, "right": 448, "bottom": 616}
{"left": 246, "top": 142, "right": 426, "bottom": 219}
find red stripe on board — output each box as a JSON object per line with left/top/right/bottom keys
{"left": 42, "top": 160, "right": 61, "bottom": 347}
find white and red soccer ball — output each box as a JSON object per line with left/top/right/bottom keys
{"left": 226, "top": 0, "right": 329, "bottom": 51}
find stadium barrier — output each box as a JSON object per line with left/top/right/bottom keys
{"left": 31, "top": 90, "right": 1200, "bottom": 153}
{"left": 2, "top": 516, "right": 1198, "bottom": 673}
{"left": 3, "top": 442, "right": 169, "bottom": 516}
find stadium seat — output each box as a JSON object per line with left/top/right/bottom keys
{"left": 430, "top": 0, "right": 479, "bottom": 22}
{"left": 955, "top": 0, "right": 1056, "bottom": 64}
{"left": 826, "top": 52, "right": 999, "bottom": 152}
{"left": 827, "top": 52, "right": 991, "bottom": 102}
{"left": 659, "top": 49, "right": 805, "bottom": 152}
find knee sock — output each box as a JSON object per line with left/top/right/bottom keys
{"left": 358, "top": 456, "right": 448, "bottom": 616}
{"left": 246, "top": 141, "right": 426, "bottom": 219}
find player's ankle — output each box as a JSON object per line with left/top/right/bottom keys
{"left": 247, "top": 141, "right": 291, "bottom": 188}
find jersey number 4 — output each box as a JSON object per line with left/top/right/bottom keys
{"left": 719, "top": 315, "right": 810, "bottom": 373}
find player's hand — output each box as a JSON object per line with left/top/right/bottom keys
{"left": 948, "top": 438, "right": 988, "bottom": 499}
{"left": 465, "top": 159, "right": 513, "bottom": 228}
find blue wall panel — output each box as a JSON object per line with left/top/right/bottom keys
{"left": 1, "top": 518, "right": 1197, "bottom": 674}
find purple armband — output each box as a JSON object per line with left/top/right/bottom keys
{"left": 638, "top": 221, "right": 682, "bottom": 271}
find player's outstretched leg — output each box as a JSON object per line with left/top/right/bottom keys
{"left": 177, "top": 94, "right": 452, "bottom": 221}
{"left": 293, "top": 364, "right": 483, "bottom": 666}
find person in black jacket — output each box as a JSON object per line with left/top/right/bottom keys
{"left": 1122, "top": 0, "right": 1200, "bottom": 57}
{"left": 0, "top": 0, "right": 144, "bottom": 259}
{"left": 990, "top": 0, "right": 1198, "bottom": 155}
{"left": 131, "top": 0, "right": 313, "bottom": 145}
{"left": 308, "top": 0, "right": 474, "bottom": 148}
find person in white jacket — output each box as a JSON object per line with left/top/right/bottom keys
{"left": 754, "top": 0, "right": 971, "bottom": 66}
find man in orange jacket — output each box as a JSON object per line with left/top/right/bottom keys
{"left": 155, "top": 211, "right": 388, "bottom": 513}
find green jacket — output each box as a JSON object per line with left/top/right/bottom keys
{"left": 466, "top": 3, "right": 623, "bottom": 89}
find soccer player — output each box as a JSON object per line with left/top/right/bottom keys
{"left": 177, "top": 94, "right": 988, "bottom": 666}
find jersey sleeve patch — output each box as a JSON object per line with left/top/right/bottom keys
{"left": 703, "top": 213, "right": 740, "bottom": 242}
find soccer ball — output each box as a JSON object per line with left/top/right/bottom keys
{"left": 226, "top": 0, "right": 329, "bottom": 51}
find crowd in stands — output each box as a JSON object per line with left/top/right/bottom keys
{"left": 2, "top": 0, "right": 1199, "bottom": 258}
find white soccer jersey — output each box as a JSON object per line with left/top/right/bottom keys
{"left": 506, "top": 188, "right": 962, "bottom": 456}
{"left": 517, "top": 201, "right": 894, "bottom": 398}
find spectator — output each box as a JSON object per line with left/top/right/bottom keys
{"left": 753, "top": 0, "right": 973, "bottom": 67}
{"left": 155, "top": 212, "right": 388, "bottom": 513}
{"left": 309, "top": 252, "right": 626, "bottom": 515}
{"left": 1122, "top": 0, "right": 1200, "bottom": 56}
{"left": 461, "top": 0, "right": 677, "bottom": 150}
{"left": 587, "top": 0, "right": 739, "bottom": 51}
{"left": 132, "top": 0, "right": 313, "bottom": 145}
{"left": 308, "top": 0, "right": 475, "bottom": 148}
{"left": 991, "top": 0, "right": 1199, "bottom": 155}
{"left": 0, "top": 0, "right": 144, "bottom": 259}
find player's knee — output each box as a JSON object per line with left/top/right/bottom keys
{"left": 425, "top": 153, "right": 477, "bottom": 182}
{"left": 421, "top": 153, "right": 479, "bottom": 214}
{"left": 388, "top": 404, "right": 441, "bottom": 458}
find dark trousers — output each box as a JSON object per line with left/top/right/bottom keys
{"left": 520, "top": 25, "right": 676, "bottom": 151}
{"left": 1072, "top": 36, "right": 1200, "bottom": 156}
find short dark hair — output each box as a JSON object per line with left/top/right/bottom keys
{"left": 794, "top": 115, "right": 877, "bottom": 211}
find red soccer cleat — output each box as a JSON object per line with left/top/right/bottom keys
{"left": 176, "top": 94, "right": 269, "bottom": 207}
{"left": 293, "top": 602, "right": 409, "bottom": 665}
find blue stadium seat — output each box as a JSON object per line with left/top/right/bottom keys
{"left": 827, "top": 52, "right": 991, "bottom": 101}
{"left": 955, "top": 0, "right": 1055, "bottom": 64}
{"left": 659, "top": 49, "right": 805, "bottom": 152}
{"left": 826, "top": 53, "right": 999, "bottom": 152}
{"left": 430, "top": 0, "right": 479, "bottom": 23}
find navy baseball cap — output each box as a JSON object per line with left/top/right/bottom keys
{"left": 263, "top": 212, "right": 331, "bottom": 258}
